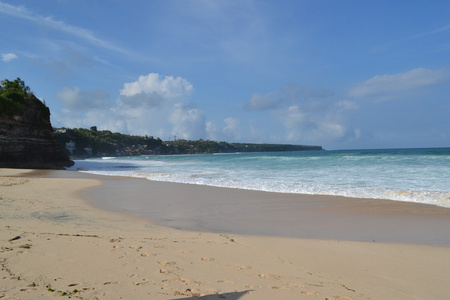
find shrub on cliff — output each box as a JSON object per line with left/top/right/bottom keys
{"left": 0, "top": 78, "right": 51, "bottom": 124}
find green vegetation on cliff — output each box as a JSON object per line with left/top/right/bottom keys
{"left": 0, "top": 78, "right": 50, "bottom": 123}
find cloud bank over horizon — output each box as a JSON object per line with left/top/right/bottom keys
{"left": 53, "top": 65, "right": 449, "bottom": 147}
{"left": 53, "top": 66, "right": 442, "bottom": 147}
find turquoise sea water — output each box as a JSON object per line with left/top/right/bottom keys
{"left": 71, "top": 148, "right": 450, "bottom": 208}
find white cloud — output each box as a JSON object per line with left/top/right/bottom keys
{"left": 243, "top": 84, "right": 358, "bottom": 145}
{"left": 204, "top": 117, "right": 244, "bottom": 142}
{"left": 205, "top": 121, "right": 220, "bottom": 140}
{"left": 56, "top": 87, "right": 109, "bottom": 110}
{"left": 120, "top": 73, "right": 193, "bottom": 98}
{"left": 118, "top": 73, "right": 193, "bottom": 109}
{"left": 114, "top": 106, "right": 168, "bottom": 136}
{"left": 279, "top": 105, "right": 348, "bottom": 144}
{"left": 1, "top": 53, "right": 18, "bottom": 62}
{"left": 54, "top": 73, "right": 200, "bottom": 139}
{"left": 55, "top": 107, "right": 127, "bottom": 134}
{"left": 223, "top": 117, "right": 241, "bottom": 139}
{"left": 0, "top": 1, "right": 126, "bottom": 53}
{"left": 0, "top": 2, "right": 29, "bottom": 19}
{"left": 224, "top": 117, "right": 240, "bottom": 131}
{"left": 118, "top": 92, "right": 164, "bottom": 109}
{"left": 349, "top": 68, "right": 447, "bottom": 99}
{"left": 169, "top": 103, "right": 206, "bottom": 139}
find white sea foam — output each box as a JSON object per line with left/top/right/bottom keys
{"left": 72, "top": 148, "right": 450, "bottom": 208}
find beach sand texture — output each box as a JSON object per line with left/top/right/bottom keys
{"left": 1, "top": 168, "right": 449, "bottom": 299}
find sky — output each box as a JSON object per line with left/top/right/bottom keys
{"left": 1, "top": 0, "right": 449, "bottom": 150}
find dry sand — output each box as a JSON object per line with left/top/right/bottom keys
{"left": 1, "top": 168, "right": 449, "bottom": 299}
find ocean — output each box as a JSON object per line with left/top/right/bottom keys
{"left": 70, "top": 148, "right": 450, "bottom": 208}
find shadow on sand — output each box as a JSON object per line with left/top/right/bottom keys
{"left": 171, "top": 290, "right": 252, "bottom": 300}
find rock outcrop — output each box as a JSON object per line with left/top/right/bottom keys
{"left": 0, "top": 78, "right": 74, "bottom": 169}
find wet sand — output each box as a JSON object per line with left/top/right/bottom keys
{"left": 77, "top": 173, "right": 450, "bottom": 246}
{"left": 1, "top": 168, "right": 450, "bottom": 299}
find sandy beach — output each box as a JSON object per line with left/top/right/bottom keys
{"left": 1, "top": 169, "right": 450, "bottom": 299}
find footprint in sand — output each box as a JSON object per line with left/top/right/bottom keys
{"left": 302, "top": 290, "right": 319, "bottom": 295}
{"left": 229, "top": 265, "right": 247, "bottom": 270}
{"left": 218, "top": 280, "right": 234, "bottom": 284}
{"left": 201, "top": 257, "right": 214, "bottom": 261}
{"left": 272, "top": 286, "right": 289, "bottom": 290}
{"left": 259, "top": 273, "right": 280, "bottom": 280}
{"left": 245, "top": 285, "right": 262, "bottom": 289}
{"left": 135, "top": 279, "right": 153, "bottom": 286}
{"left": 20, "top": 287, "right": 37, "bottom": 292}
{"left": 158, "top": 261, "right": 175, "bottom": 266}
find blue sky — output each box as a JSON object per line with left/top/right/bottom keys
{"left": 1, "top": 0, "right": 449, "bottom": 150}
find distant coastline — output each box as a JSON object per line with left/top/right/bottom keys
{"left": 54, "top": 127, "right": 322, "bottom": 158}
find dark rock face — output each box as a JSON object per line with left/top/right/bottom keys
{"left": 0, "top": 97, "right": 74, "bottom": 170}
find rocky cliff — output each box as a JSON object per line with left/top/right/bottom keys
{"left": 0, "top": 78, "right": 74, "bottom": 169}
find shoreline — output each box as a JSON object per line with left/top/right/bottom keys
{"left": 1, "top": 168, "right": 450, "bottom": 299}
{"left": 68, "top": 147, "right": 450, "bottom": 211}
{"left": 76, "top": 170, "right": 450, "bottom": 246}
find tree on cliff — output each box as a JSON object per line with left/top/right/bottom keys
{"left": 0, "top": 78, "right": 50, "bottom": 121}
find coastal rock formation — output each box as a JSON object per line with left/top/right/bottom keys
{"left": 0, "top": 78, "right": 74, "bottom": 169}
